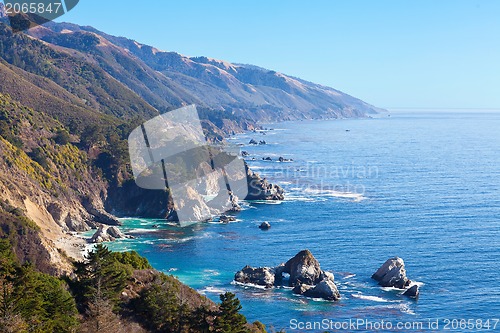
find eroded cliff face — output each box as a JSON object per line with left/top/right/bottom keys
{"left": 0, "top": 94, "right": 121, "bottom": 271}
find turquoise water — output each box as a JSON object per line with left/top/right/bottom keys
{"left": 106, "top": 111, "right": 500, "bottom": 332}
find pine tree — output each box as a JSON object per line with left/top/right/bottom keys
{"left": 74, "top": 244, "right": 127, "bottom": 306}
{"left": 191, "top": 304, "right": 213, "bottom": 333}
{"left": 213, "top": 292, "right": 249, "bottom": 333}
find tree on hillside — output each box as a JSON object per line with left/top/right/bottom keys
{"left": 74, "top": 245, "right": 128, "bottom": 307}
{"left": 213, "top": 292, "right": 249, "bottom": 333}
{"left": 0, "top": 241, "right": 27, "bottom": 333}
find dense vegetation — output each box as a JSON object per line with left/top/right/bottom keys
{"left": 0, "top": 218, "right": 268, "bottom": 333}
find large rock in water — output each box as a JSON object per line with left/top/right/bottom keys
{"left": 372, "top": 257, "right": 411, "bottom": 289}
{"left": 91, "top": 225, "right": 128, "bottom": 243}
{"left": 259, "top": 222, "right": 271, "bottom": 230}
{"left": 244, "top": 163, "right": 285, "bottom": 201}
{"left": 107, "top": 226, "right": 126, "bottom": 239}
{"left": 234, "top": 266, "right": 276, "bottom": 288}
{"left": 91, "top": 225, "right": 113, "bottom": 243}
{"left": 283, "top": 250, "right": 322, "bottom": 286}
{"left": 301, "top": 279, "right": 341, "bottom": 301}
{"left": 403, "top": 285, "right": 419, "bottom": 298}
{"left": 234, "top": 250, "right": 341, "bottom": 301}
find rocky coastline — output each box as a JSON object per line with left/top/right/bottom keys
{"left": 235, "top": 250, "right": 419, "bottom": 301}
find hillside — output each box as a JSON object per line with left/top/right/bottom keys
{"left": 0, "top": 10, "right": 387, "bottom": 332}
{"left": 0, "top": 13, "right": 383, "bottom": 266}
{"left": 37, "top": 21, "right": 383, "bottom": 121}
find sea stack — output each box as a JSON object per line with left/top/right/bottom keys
{"left": 371, "top": 257, "right": 411, "bottom": 289}
{"left": 234, "top": 250, "right": 340, "bottom": 301}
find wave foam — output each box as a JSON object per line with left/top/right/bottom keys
{"left": 351, "top": 293, "right": 390, "bottom": 303}
{"left": 303, "top": 188, "right": 366, "bottom": 202}
{"left": 231, "top": 280, "right": 268, "bottom": 290}
{"left": 198, "top": 286, "right": 226, "bottom": 294}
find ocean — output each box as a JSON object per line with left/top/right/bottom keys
{"left": 105, "top": 111, "right": 500, "bottom": 332}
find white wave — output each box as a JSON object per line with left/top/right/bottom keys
{"left": 351, "top": 293, "right": 390, "bottom": 303}
{"left": 411, "top": 281, "right": 425, "bottom": 287}
{"left": 247, "top": 165, "right": 266, "bottom": 170}
{"left": 198, "top": 286, "right": 226, "bottom": 294}
{"left": 343, "top": 273, "right": 356, "bottom": 279}
{"left": 127, "top": 228, "right": 160, "bottom": 233}
{"left": 303, "top": 188, "right": 366, "bottom": 202}
{"left": 284, "top": 195, "right": 321, "bottom": 202}
{"left": 380, "top": 286, "right": 404, "bottom": 292}
{"left": 398, "top": 303, "right": 416, "bottom": 315}
{"left": 311, "top": 297, "right": 332, "bottom": 302}
{"left": 289, "top": 187, "right": 303, "bottom": 191}
{"left": 203, "top": 269, "right": 220, "bottom": 276}
{"left": 231, "top": 280, "right": 268, "bottom": 290}
{"left": 249, "top": 200, "right": 283, "bottom": 205}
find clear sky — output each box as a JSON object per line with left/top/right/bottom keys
{"left": 60, "top": 0, "right": 500, "bottom": 110}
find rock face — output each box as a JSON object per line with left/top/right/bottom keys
{"left": 234, "top": 266, "right": 276, "bottom": 288}
{"left": 245, "top": 164, "right": 285, "bottom": 201}
{"left": 219, "top": 215, "right": 236, "bottom": 223}
{"left": 403, "top": 285, "right": 419, "bottom": 298}
{"left": 234, "top": 250, "right": 340, "bottom": 301}
{"left": 283, "top": 250, "right": 322, "bottom": 286}
{"left": 91, "top": 225, "right": 128, "bottom": 243}
{"left": 301, "top": 280, "right": 341, "bottom": 301}
{"left": 259, "top": 222, "right": 271, "bottom": 230}
{"left": 107, "top": 226, "right": 126, "bottom": 239}
{"left": 372, "top": 257, "right": 411, "bottom": 289}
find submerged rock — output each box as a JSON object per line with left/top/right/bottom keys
{"left": 220, "top": 215, "right": 236, "bottom": 223}
{"left": 372, "top": 257, "right": 411, "bottom": 289}
{"left": 259, "top": 222, "right": 271, "bottom": 230}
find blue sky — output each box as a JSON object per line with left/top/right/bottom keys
{"left": 60, "top": 0, "right": 500, "bottom": 110}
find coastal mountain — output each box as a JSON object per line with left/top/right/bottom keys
{"left": 0, "top": 4, "right": 381, "bottom": 124}
{"left": 0, "top": 12, "right": 382, "bottom": 270}
{"left": 0, "top": 8, "right": 385, "bottom": 332}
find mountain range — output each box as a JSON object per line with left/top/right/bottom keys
{"left": 0, "top": 8, "right": 383, "bottom": 274}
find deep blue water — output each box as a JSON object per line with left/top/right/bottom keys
{"left": 106, "top": 111, "right": 500, "bottom": 332}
